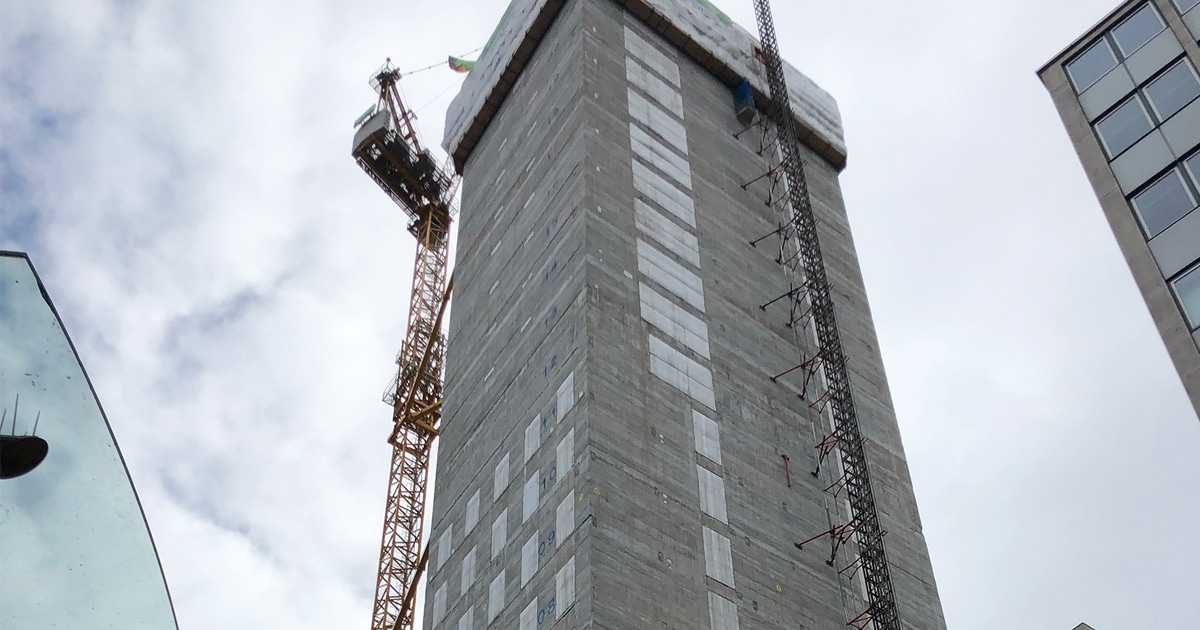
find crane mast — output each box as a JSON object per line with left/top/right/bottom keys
{"left": 748, "top": 2, "right": 903, "bottom": 628}
{"left": 352, "top": 60, "right": 457, "bottom": 630}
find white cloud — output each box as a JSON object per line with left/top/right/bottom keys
{"left": 4, "top": 0, "right": 1199, "bottom": 629}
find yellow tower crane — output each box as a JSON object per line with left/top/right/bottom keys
{"left": 351, "top": 59, "right": 458, "bottom": 630}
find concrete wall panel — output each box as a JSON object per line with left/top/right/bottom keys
{"left": 1186, "top": 7, "right": 1200, "bottom": 39}
{"left": 1127, "top": 27, "right": 1186, "bottom": 83}
{"left": 1162, "top": 96, "right": 1200, "bottom": 156}
{"left": 1113, "top": 130, "right": 1174, "bottom": 191}
{"left": 1081, "top": 65, "right": 1136, "bottom": 119}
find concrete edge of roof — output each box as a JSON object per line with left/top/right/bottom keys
{"left": 444, "top": 0, "right": 849, "bottom": 173}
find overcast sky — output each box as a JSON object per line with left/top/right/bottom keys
{"left": 3, "top": 0, "right": 1199, "bottom": 628}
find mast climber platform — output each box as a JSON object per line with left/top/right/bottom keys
{"left": 749, "top": 1, "right": 903, "bottom": 628}
{"left": 352, "top": 60, "right": 457, "bottom": 630}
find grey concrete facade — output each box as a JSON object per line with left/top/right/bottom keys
{"left": 1039, "top": 0, "right": 1200, "bottom": 422}
{"left": 424, "top": 1, "right": 947, "bottom": 629}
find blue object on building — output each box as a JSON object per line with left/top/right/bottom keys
{"left": 733, "top": 79, "right": 756, "bottom": 124}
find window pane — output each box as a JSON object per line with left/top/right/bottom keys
{"left": 1145, "top": 61, "right": 1200, "bottom": 120}
{"left": 1174, "top": 265, "right": 1200, "bottom": 329}
{"left": 1186, "top": 153, "right": 1200, "bottom": 186}
{"left": 1067, "top": 39, "right": 1117, "bottom": 91}
{"left": 1174, "top": 0, "right": 1200, "bottom": 13}
{"left": 1095, "top": 98, "right": 1152, "bottom": 157}
{"left": 1133, "top": 169, "right": 1196, "bottom": 235}
{"left": 1112, "top": 4, "right": 1165, "bottom": 55}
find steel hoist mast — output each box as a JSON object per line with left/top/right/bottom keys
{"left": 352, "top": 60, "right": 458, "bottom": 630}
{"left": 748, "top": 2, "right": 903, "bottom": 628}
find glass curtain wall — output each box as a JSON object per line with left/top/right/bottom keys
{"left": 0, "top": 251, "right": 178, "bottom": 629}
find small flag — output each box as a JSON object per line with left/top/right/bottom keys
{"left": 449, "top": 56, "right": 476, "bottom": 73}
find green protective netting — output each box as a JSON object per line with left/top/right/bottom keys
{"left": 478, "top": 0, "right": 521, "bottom": 66}
{"left": 692, "top": 0, "right": 733, "bottom": 26}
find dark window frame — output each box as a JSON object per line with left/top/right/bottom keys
{"left": 1095, "top": 95, "right": 1155, "bottom": 158}
{"left": 1173, "top": 0, "right": 1200, "bottom": 15}
{"left": 1184, "top": 152, "right": 1200, "bottom": 188}
{"left": 1091, "top": 57, "right": 1199, "bottom": 161}
{"left": 1131, "top": 166, "right": 1199, "bottom": 237}
{"left": 1111, "top": 2, "right": 1167, "bottom": 57}
{"left": 1065, "top": 2, "right": 1173, "bottom": 94}
{"left": 1171, "top": 262, "right": 1200, "bottom": 331}
{"left": 1067, "top": 38, "right": 1119, "bottom": 92}
{"left": 1143, "top": 58, "right": 1200, "bottom": 122}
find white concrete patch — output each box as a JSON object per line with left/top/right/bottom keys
{"left": 525, "top": 415, "right": 542, "bottom": 464}
{"left": 488, "top": 570, "right": 505, "bottom": 623}
{"left": 623, "top": 25, "right": 682, "bottom": 87}
{"left": 557, "top": 371, "right": 575, "bottom": 419}
{"left": 708, "top": 592, "right": 740, "bottom": 630}
{"left": 638, "top": 282, "right": 710, "bottom": 359}
{"left": 433, "top": 581, "right": 447, "bottom": 623}
{"left": 521, "top": 598, "right": 537, "bottom": 630}
{"left": 461, "top": 546, "right": 477, "bottom": 595}
{"left": 632, "top": 160, "right": 695, "bottom": 227}
{"left": 556, "top": 494, "right": 575, "bottom": 547}
{"left": 626, "top": 56, "right": 684, "bottom": 117}
{"left": 491, "top": 508, "right": 507, "bottom": 560}
{"left": 703, "top": 527, "right": 735, "bottom": 588}
{"left": 635, "top": 199, "right": 700, "bottom": 267}
{"left": 557, "top": 428, "right": 575, "bottom": 476}
{"left": 523, "top": 473, "right": 539, "bottom": 523}
{"left": 522, "top": 532, "right": 538, "bottom": 586}
{"left": 692, "top": 410, "right": 722, "bottom": 465}
{"left": 648, "top": 334, "right": 716, "bottom": 409}
{"left": 627, "top": 89, "right": 689, "bottom": 155}
{"left": 637, "top": 239, "right": 705, "bottom": 313}
{"left": 555, "top": 556, "right": 576, "bottom": 618}
{"left": 436, "top": 525, "right": 453, "bottom": 572}
{"left": 494, "top": 453, "right": 510, "bottom": 501}
{"left": 630, "top": 123, "right": 692, "bottom": 190}
{"left": 697, "top": 465, "right": 729, "bottom": 523}
{"left": 465, "top": 490, "right": 480, "bottom": 534}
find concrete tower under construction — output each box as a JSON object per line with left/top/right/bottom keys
{"left": 422, "top": 1, "right": 946, "bottom": 628}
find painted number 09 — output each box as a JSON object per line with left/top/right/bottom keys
{"left": 537, "top": 597, "right": 558, "bottom": 625}
{"left": 538, "top": 529, "right": 557, "bottom": 556}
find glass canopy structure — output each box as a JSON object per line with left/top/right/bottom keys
{"left": 0, "top": 251, "right": 178, "bottom": 629}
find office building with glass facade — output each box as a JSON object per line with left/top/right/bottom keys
{"left": 0, "top": 251, "right": 178, "bottom": 629}
{"left": 1039, "top": 0, "right": 1200, "bottom": 421}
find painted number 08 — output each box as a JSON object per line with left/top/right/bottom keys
{"left": 537, "top": 597, "right": 558, "bottom": 625}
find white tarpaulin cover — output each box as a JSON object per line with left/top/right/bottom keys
{"left": 441, "top": 0, "right": 846, "bottom": 165}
